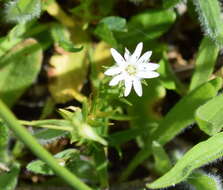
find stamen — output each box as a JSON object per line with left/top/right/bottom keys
{"left": 125, "top": 65, "right": 137, "bottom": 76}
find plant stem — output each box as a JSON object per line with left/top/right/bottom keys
{"left": 20, "top": 120, "right": 72, "bottom": 131}
{"left": 0, "top": 100, "right": 93, "bottom": 190}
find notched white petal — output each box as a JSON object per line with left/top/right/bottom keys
{"left": 139, "top": 63, "right": 160, "bottom": 71}
{"left": 137, "top": 51, "right": 152, "bottom": 64}
{"left": 133, "top": 79, "right": 142, "bottom": 96}
{"left": 110, "top": 48, "right": 125, "bottom": 65}
{"left": 137, "top": 71, "right": 160, "bottom": 79}
{"left": 109, "top": 74, "right": 124, "bottom": 86}
{"left": 131, "top": 42, "right": 143, "bottom": 62}
{"left": 124, "top": 48, "right": 131, "bottom": 61}
{"left": 124, "top": 79, "right": 132, "bottom": 97}
{"left": 104, "top": 67, "right": 122, "bottom": 76}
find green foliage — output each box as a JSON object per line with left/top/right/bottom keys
{"left": 27, "top": 149, "right": 72, "bottom": 173}
{"left": 1, "top": 1, "right": 223, "bottom": 189}
{"left": 158, "top": 54, "right": 186, "bottom": 94}
{"left": 4, "top": 0, "right": 42, "bottom": 23}
{"left": 27, "top": 160, "right": 55, "bottom": 175}
{"left": 188, "top": 171, "right": 222, "bottom": 190}
{"left": 92, "top": 147, "right": 109, "bottom": 188}
{"left": 116, "top": 9, "right": 176, "bottom": 45}
{"left": 0, "top": 39, "right": 42, "bottom": 106}
{"left": 58, "top": 107, "right": 107, "bottom": 146}
{"left": 0, "top": 122, "right": 9, "bottom": 162}
{"left": 27, "top": 148, "right": 98, "bottom": 183}
{"left": 193, "top": 0, "right": 223, "bottom": 46}
{"left": 94, "top": 23, "right": 118, "bottom": 47}
{"left": 120, "top": 78, "right": 222, "bottom": 181}
{"left": 34, "top": 129, "right": 68, "bottom": 144}
{"left": 0, "top": 163, "right": 20, "bottom": 190}
{"left": 100, "top": 16, "right": 127, "bottom": 32}
{"left": 147, "top": 132, "right": 223, "bottom": 189}
{"left": 189, "top": 37, "right": 219, "bottom": 91}
{"left": 154, "top": 78, "right": 222, "bottom": 145}
{"left": 108, "top": 127, "right": 148, "bottom": 147}
{"left": 162, "top": 0, "right": 182, "bottom": 8}
{"left": 196, "top": 95, "right": 223, "bottom": 136}
{"left": 51, "top": 23, "right": 83, "bottom": 52}
{"left": 152, "top": 141, "right": 172, "bottom": 174}
{"left": 0, "top": 23, "right": 31, "bottom": 57}
{"left": 70, "top": 0, "right": 114, "bottom": 22}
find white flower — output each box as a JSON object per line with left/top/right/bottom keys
{"left": 104, "top": 42, "right": 160, "bottom": 97}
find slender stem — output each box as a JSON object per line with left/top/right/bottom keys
{"left": 20, "top": 120, "right": 72, "bottom": 131}
{"left": 0, "top": 100, "right": 92, "bottom": 190}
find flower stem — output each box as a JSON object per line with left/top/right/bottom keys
{"left": 20, "top": 120, "right": 72, "bottom": 131}
{"left": 0, "top": 100, "right": 92, "bottom": 190}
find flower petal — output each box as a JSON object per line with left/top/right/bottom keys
{"left": 133, "top": 79, "right": 142, "bottom": 96}
{"left": 137, "top": 51, "right": 152, "bottom": 64}
{"left": 131, "top": 42, "right": 143, "bottom": 62}
{"left": 137, "top": 71, "right": 160, "bottom": 79}
{"left": 109, "top": 74, "right": 124, "bottom": 86}
{"left": 110, "top": 48, "right": 126, "bottom": 65}
{"left": 124, "top": 78, "right": 132, "bottom": 96}
{"left": 104, "top": 66, "right": 122, "bottom": 76}
{"left": 124, "top": 48, "right": 131, "bottom": 61}
{"left": 138, "top": 63, "right": 160, "bottom": 71}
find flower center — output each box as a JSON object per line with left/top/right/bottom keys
{"left": 125, "top": 65, "right": 137, "bottom": 76}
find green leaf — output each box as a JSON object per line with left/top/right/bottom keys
{"left": 59, "top": 40, "right": 84, "bottom": 52}
{"left": 20, "top": 119, "right": 71, "bottom": 144}
{"left": 189, "top": 37, "right": 219, "bottom": 91}
{"left": 147, "top": 132, "right": 223, "bottom": 189}
{"left": 193, "top": 0, "right": 223, "bottom": 46}
{"left": 154, "top": 78, "right": 222, "bottom": 145}
{"left": 99, "top": 16, "right": 127, "bottom": 32}
{"left": 116, "top": 9, "right": 176, "bottom": 45}
{"left": 196, "top": 95, "right": 223, "bottom": 136}
{"left": 162, "top": 0, "right": 182, "bottom": 8}
{"left": 94, "top": 23, "right": 118, "bottom": 47}
{"left": 0, "top": 39, "right": 43, "bottom": 106}
{"left": 158, "top": 55, "right": 186, "bottom": 94}
{"left": 120, "top": 78, "right": 222, "bottom": 181}
{"left": 27, "top": 149, "right": 97, "bottom": 182}
{"left": 4, "top": 0, "right": 42, "bottom": 23}
{"left": 67, "top": 155, "right": 98, "bottom": 183}
{"left": 51, "top": 23, "right": 83, "bottom": 52}
{"left": 152, "top": 141, "right": 172, "bottom": 175}
{"left": 27, "top": 160, "right": 55, "bottom": 175}
{"left": 0, "top": 163, "right": 20, "bottom": 190}
{"left": 34, "top": 129, "right": 68, "bottom": 144}
{"left": 129, "top": 80, "right": 165, "bottom": 135}
{"left": 108, "top": 127, "right": 147, "bottom": 147}
{"left": 158, "top": 58, "right": 176, "bottom": 90}
{"left": 27, "top": 149, "right": 78, "bottom": 175}
{"left": 0, "top": 23, "right": 31, "bottom": 57}
{"left": 188, "top": 171, "right": 222, "bottom": 190}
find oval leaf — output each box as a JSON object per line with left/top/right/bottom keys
{"left": 0, "top": 39, "right": 43, "bottom": 106}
